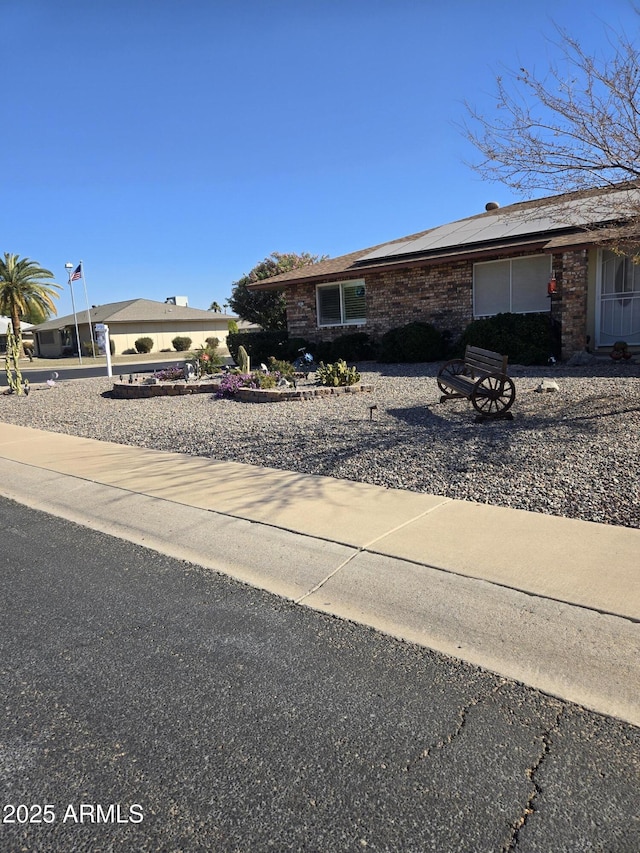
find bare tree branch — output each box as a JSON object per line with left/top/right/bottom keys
{"left": 462, "top": 15, "right": 640, "bottom": 204}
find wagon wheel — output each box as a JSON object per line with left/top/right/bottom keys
{"left": 471, "top": 375, "right": 516, "bottom": 417}
{"left": 437, "top": 359, "right": 471, "bottom": 395}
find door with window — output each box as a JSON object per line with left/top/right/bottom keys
{"left": 598, "top": 250, "right": 640, "bottom": 346}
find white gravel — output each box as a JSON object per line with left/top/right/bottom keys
{"left": 2, "top": 360, "right": 639, "bottom": 529}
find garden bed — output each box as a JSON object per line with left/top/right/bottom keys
{"left": 111, "top": 378, "right": 374, "bottom": 401}
{"left": 111, "top": 380, "right": 220, "bottom": 398}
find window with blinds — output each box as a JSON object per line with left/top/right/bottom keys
{"left": 474, "top": 255, "right": 550, "bottom": 317}
{"left": 317, "top": 280, "right": 366, "bottom": 326}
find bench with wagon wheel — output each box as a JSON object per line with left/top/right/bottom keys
{"left": 436, "top": 345, "right": 516, "bottom": 419}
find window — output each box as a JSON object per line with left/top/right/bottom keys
{"left": 317, "top": 280, "right": 366, "bottom": 326}
{"left": 474, "top": 255, "right": 551, "bottom": 317}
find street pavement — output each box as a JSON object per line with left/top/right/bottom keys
{"left": 0, "top": 422, "right": 638, "bottom": 730}
{"left": 1, "top": 497, "right": 638, "bottom": 853}
{"left": 1, "top": 355, "right": 195, "bottom": 385}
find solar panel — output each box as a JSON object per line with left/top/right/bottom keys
{"left": 356, "top": 188, "right": 640, "bottom": 264}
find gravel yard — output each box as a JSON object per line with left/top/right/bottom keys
{"left": 1, "top": 360, "right": 639, "bottom": 529}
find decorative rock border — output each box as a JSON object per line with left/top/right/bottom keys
{"left": 236, "top": 384, "right": 375, "bottom": 403}
{"left": 111, "top": 380, "right": 374, "bottom": 401}
{"left": 111, "top": 380, "right": 221, "bottom": 398}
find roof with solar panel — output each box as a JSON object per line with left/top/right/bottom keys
{"left": 248, "top": 184, "right": 640, "bottom": 289}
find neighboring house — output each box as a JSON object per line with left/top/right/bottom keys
{"left": 0, "top": 316, "right": 34, "bottom": 353}
{"left": 31, "top": 299, "right": 247, "bottom": 357}
{"left": 248, "top": 185, "right": 640, "bottom": 359}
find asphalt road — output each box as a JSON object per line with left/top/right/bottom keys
{"left": 0, "top": 497, "right": 638, "bottom": 853}
{"left": 1, "top": 359, "right": 188, "bottom": 386}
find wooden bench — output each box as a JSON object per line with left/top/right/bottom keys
{"left": 437, "top": 345, "right": 516, "bottom": 418}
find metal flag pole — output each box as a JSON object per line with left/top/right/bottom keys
{"left": 79, "top": 260, "right": 97, "bottom": 356}
{"left": 65, "top": 262, "right": 82, "bottom": 365}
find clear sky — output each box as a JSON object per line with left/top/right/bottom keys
{"left": 3, "top": 0, "right": 638, "bottom": 319}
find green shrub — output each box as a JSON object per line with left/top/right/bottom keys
{"left": 378, "top": 322, "right": 447, "bottom": 363}
{"left": 172, "top": 336, "right": 192, "bottom": 352}
{"left": 227, "top": 319, "right": 239, "bottom": 335}
{"left": 457, "top": 313, "right": 558, "bottom": 365}
{"left": 254, "top": 371, "right": 278, "bottom": 389}
{"left": 135, "top": 337, "right": 154, "bottom": 354}
{"left": 312, "top": 340, "right": 333, "bottom": 362}
{"left": 328, "top": 332, "right": 378, "bottom": 362}
{"left": 267, "top": 356, "right": 295, "bottom": 377}
{"left": 227, "top": 330, "right": 290, "bottom": 364}
{"left": 316, "top": 359, "right": 361, "bottom": 387}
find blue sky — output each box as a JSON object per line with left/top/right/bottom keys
{"left": 2, "top": 0, "right": 638, "bottom": 318}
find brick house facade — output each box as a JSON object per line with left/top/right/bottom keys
{"left": 250, "top": 187, "right": 638, "bottom": 360}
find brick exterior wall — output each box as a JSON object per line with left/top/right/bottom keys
{"left": 284, "top": 249, "right": 590, "bottom": 360}
{"left": 553, "top": 248, "right": 589, "bottom": 358}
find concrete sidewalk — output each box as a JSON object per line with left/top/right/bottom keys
{"left": 1, "top": 422, "right": 638, "bottom": 726}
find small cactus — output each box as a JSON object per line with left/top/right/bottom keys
{"left": 237, "top": 345, "right": 250, "bottom": 373}
{"left": 316, "top": 359, "right": 361, "bottom": 387}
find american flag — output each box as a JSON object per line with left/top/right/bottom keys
{"left": 70, "top": 264, "right": 82, "bottom": 281}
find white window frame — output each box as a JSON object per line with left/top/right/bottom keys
{"left": 316, "top": 279, "right": 366, "bottom": 327}
{"left": 473, "top": 255, "right": 551, "bottom": 317}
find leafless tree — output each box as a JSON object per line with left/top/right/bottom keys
{"left": 463, "top": 16, "right": 640, "bottom": 207}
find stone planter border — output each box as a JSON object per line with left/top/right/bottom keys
{"left": 111, "top": 380, "right": 374, "bottom": 401}
{"left": 111, "top": 380, "right": 220, "bottom": 398}
{"left": 235, "top": 384, "right": 374, "bottom": 402}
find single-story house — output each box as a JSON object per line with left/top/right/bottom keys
{"left": 31, "top": 298, "right": 248, "bottom": 358}
{"left": 0, "top": 316, "right": 34, "bottom": 353}
{"left": 248, "top": 184, "right": 640, "bottom": 359}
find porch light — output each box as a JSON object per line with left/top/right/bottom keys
{"left": 547, "top": 277, "right": 557, "bottom": 296}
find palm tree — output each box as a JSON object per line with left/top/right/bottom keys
{"left": 0, "top": 253, "right": 60, "bottom": 339}
{"left": 210, "top": 300, "right": 222, "bottom": 312}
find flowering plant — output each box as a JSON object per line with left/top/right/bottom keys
{"left": 153, "top": 365, "right": 184, "bottom": 382}
{"left": 216, "top": 373, "right": 257, "bottom": 398}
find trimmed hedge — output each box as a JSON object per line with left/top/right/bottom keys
{"left": 172, "top": 336, "right": 193, "bottom": 352}
{"left": 135, "top": 337, "right": 154, "bottom": 353}
{"left": 378, "top": 322, "right": 448, "bottom": 363}
{"left": 226, "top": 330, "right": 290, "bottom": 364}
{"left": 324, "top": 332, "right": 378, "bottom": 362}
{"left": 456, "top": 312, "right": 559, "bottom": 365}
